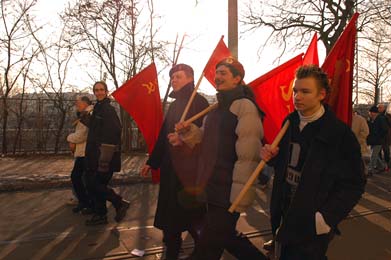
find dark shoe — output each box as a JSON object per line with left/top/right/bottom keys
{"left": 85, "top": 214, "right": 108, "bottom": 226}
{"left": 81, "top": 207, "right": 94, "bottom": 215}
{"left": 72, "top": 205, "right": 83, "bottom": 213}
{"left": 115, "top": 200, "right": 130, "bottom": 222}
{"left": 263, "top": 239, "right": 275, "bottom": 251}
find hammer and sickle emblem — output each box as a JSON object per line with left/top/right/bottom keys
{"left": 225, "top": 56, "right": 235, "bottom": 64}
{"left": 346, "top": 59, "right": 351, "bottom": 72}
{"left": 142, "top": 81, "right": 156, "bottom": 94}
{"left": 280, "top": 80, "right": 294, "bottom": 101}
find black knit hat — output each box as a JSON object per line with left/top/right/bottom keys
{"left": 169, "top": 64, "right": 194, "bottom": 78}
{"left": 369, "top": 105, "right": 379, "bottom": 113}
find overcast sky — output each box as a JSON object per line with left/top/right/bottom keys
{"left": 32, "top": 0, "right": 327, "bottom": 96}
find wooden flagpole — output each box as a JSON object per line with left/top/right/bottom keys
{"left": 228, "top": 120, "right": 290, "bottom": 213}
{"left": 182, "top": 102, "right": 218, "bottom": 125}
{"left": 179, "top": 72, "right": 205, "bottom": 122}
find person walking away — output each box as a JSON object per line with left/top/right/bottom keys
{"left": 378, "top": 104, "right": 391, "bottom": 171}
{"left": 367, "top": 105, "right": 388, "bottom": 175}
{"left": 351, "top": 110, "right": 370, "bottom": 175}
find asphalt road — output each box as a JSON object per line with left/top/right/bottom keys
{"left": 0, "top": 172, "right": 390, "bottom": 260}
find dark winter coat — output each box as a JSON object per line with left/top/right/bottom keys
{"left": 270, "top": 106, "right": 366, "bottom": 245}
{"left": 367, "top": 114, "right": 389, "bottom": 145}
{"left": 85, "top": 98, "right": 122, "bottom": 173}
{"left": 147, "top": 82, "right": 209, "bottom": 232}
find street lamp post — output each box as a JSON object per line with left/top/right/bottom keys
{"left": 228, "top": 0, "right": 238, "bottom": 59}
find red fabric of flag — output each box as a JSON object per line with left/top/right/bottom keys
{"left": 203, "top": 36, "right": 232, "bottom": 87}
{"left": 249, "top": 54, "right": 303, "bottom": 143}
{"left": 303, "top": 33, "right": 319, "bottom": 66}
{"left": 322, "top": 13, "right": 359, "bottom": 126}
{"left": 112, "top": 63, "right": 163, "bottom": 183}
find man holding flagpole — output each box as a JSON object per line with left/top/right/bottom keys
{"left": 141, "top": 64, "right": 209, "bottom": 260}
{"left": 260, "top": 65, "right": 366, "bottom": 259}
{"left": 174, "top": 57, "right": 267, "bottom": 260}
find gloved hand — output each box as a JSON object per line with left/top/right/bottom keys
{"left": 98, "top": 144, "right": 116, "bottom": 172}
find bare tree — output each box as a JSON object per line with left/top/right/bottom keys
{"left": 61, "top": 0, "right": 166, "bottom": 88}
{"left": 61, "top": 0, "right": 168, "bottom": 152}
{"left": 358, "top": 22, "right": 391, "bottom": 104}
{"left": 242, "top": 0, "right": 382, "bottom": 56}
{"left": 0, "top": 0, "right": 40, "bottom": 154}
{"left": 8, "top": 53, "right": 37, "bottom": 154}
{"left": 28, "top": 21, "right": 75, "bottom": 154}
{"left": 368, "top": 0, "right": 391, "bottom": 26}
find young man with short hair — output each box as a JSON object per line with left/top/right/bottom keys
{"left": 261, "top": 65, "right": 366, "bottom": 259}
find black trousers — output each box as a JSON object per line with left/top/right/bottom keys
{"left": 163, "top": 224, "right": 201, "bottom": 259}
{"left": 85, "top": 170, "right": 122, "bottom": 216}
{"left": 191, "top": 204, "right": 266, "bottom": 260}
{"left": 279, "top": 233, "right": 332, "bottom": 260}
{"left": 381, "top": 143, "right": 390, "bottom": 165}
{"left": 70, "top": 157, "right": 92, "bottom": 208}
{"left": 162, "top": 206, "right": 205, "bottom": 259}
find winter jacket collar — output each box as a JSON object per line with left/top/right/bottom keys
{"left": 169, "top": 82, "right": 195, "bottom": 100}
{"left": 217, "top": 85, "right": 252, "bottom": 109}
{"left": 216, "top": 85, "right": 265, "bottom": 117}
{"left": 286, "top": 104, "right": 337, "bottom": 145}
{"left": 96, "top": 97, "right": 111, "bottom": 106}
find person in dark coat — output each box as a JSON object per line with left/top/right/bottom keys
{"left": 367, "top": 105, "right": 389, "bottom": 175}
{"left": 141, "top": 64, "right": 209, "bottom": 260}
{"left": 83, "top": 81, "right": 130, "bottom": 226}
{"left": 377, "top": 104, "right": 390, "bottom": 171}
{"left": 261, "top": 65, "right": 366, "bottom": 260}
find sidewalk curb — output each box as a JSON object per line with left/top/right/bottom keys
{"left": 0, "top": 172, "right": 152, "bottom": 193}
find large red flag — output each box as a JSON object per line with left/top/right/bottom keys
{"left": 249, "top": 54, "right": 303, "bottom": 143}
{"left": 112, "top": 63, "right": 163, "bottom": 183}
{"left": 203, "top": 36, "right": 232, "bottom": 87}
{"left": 303, "top": 33, "right": 319, "bottom": 66}
{"left": 322, "top": 13, "right": 359, "bottom": 126}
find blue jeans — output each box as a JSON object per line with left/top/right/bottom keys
{"left": 369, "top": 145, "right": 386, "bottom": 172}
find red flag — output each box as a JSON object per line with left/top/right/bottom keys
{"left": 112, "top": 63, "right": 163, "bottom": 183}
{"left": 303, "top": 33, "right": 319, "bottom": 66}
{"left": 322, "top": 13, "right": 359, "bottom": 126}
{"left": 203, "top": 36, "right": 232, "bottom": 87}
{"left": 249, "top": 54, "right": 303, "bottom": 143}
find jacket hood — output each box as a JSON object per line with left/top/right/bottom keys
{"left": 217, "top": 85, "right": 265, "bottom": 117}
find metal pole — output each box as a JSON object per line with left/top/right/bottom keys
{"left": 228, "top": 0, "right": 238, "bottom": 59}
{"left": 355, "top": 5, "right": 359, "bottom": 105}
